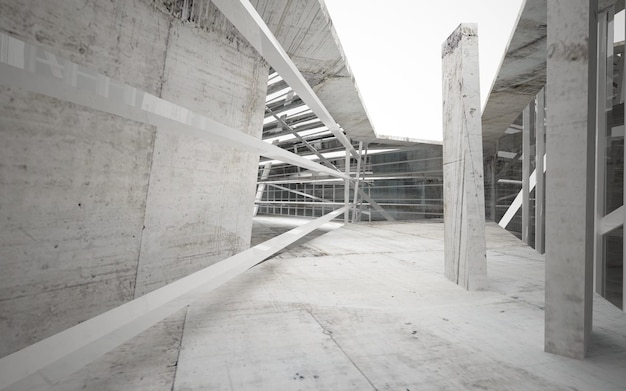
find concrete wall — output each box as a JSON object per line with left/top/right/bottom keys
{"left": 0, "top": 0, "right": 268, "bottom": 357}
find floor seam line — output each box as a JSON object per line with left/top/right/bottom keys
{"left": 306, "top": 310, "right": 378, "bottom": 391}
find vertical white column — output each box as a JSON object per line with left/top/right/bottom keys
{"left": 594, "top": 8, "right": 612, "bottom": 296}
{"left": 441, "top": 23, "right": 487, "bottom": 291}
{"left": 344, "top": 148, "right": 350, "bottom": 224}
{"left": 522, "top": 103, "right": 535, "bottom": 245}
{"left": 535, "top": 89, "right": 546, "bottom": 255}
{"left": 352, "top": 141, "right": 364, "bottom": 223}
{"left": 545, "top": 0, "right": 597, "bottom": 359}
{"left": 253, "top": 162, "right": 272, "bottom": 216}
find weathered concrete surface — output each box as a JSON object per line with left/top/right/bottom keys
{"left": 481, "top": 0, "right": 547, "bottom": 148}
{"left": 0, "top": 87, "right": 155, "bottom": 357}
{"left": 481, "top": 0, "right": 623, "bottom": 147}
{"left": 0, "top": 0, "right": 168, "bottom": 95}
{"left": 544, "top": 0, "right": 596, "bottom": 359}
{"left": 169, "top": 221, "right": 626, "bottom": 390}
{"left": 441, "top": 24, "right": 487, "bottom": 290}
{"left": 0, "top": 0, "right": 267, "bottom": 357}
{"left": 134, "top": 20, "right": 267, "bottom": 296}
{"left": 250, "top": 0, "right": 378, "bottom": 143}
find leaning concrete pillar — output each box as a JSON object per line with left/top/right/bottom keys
{"left": 441, "top": 24, "right": 487, "bottom": 290}
{"left": 545, "top": 0, "right": 597, "bottom": 359}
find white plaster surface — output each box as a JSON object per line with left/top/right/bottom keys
{"left": 441, "top": 24, "right": 487, "bottom": 290}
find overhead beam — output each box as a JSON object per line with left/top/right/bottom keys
{"left": 266, "top": 106, "right": 339, "bottom": 170}
{"left": 211, "top": 0, "right": 360, "bottom": 160}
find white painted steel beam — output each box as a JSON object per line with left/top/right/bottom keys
{"left": 265, "top": 106, "right": 339, "bottom": 171}
{"left": 345, "top": 149, "right": 351, "bottom": 223}
{"left": 499, "top": 155, "right": 546, "bottom": 229}
{"left": 522, "top": 103, "right": 535, "bottom": 245}
{"left": 266, "top": 184, "right": 331, "bottom": 203}
{"left": 352, "top": 141, "right": 364, "bottom": 223}
{"left": 535, "top": 89, "right": 546, "bottom": 254}
{"left": 211, "top": 0, "right": 360, "bottom": 160}
{"left": 0, "top": 32, "right": 348, "bottom": 181}
{"left": 594, "top": 8, "right": 613, "bottom": 295}
{"left": 254, "top": 162, "right": 273, "bottom": 216}
{"left": 0, "top": 207, "right": 347, "bottom": 390}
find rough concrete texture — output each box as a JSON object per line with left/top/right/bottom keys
{"left": 441, "top": 24, "right": 487, "bottom": 290}
{"left": 15, "top": 220, "right": 626, "bottom": 389}
{"left": 0, "top": 0, "right": 267, "bottom": 356}
{"left": 134, "top": 20, "right": 267, "bottom": 296}
{"left": 544, "top": 0, "right": 596, "bottom": 359}
{"left": 165, "top": 221, "right": 625, "bottom": 390}
{"left": 481, "top": 0, "right": 546, "bottom": 147}
{"left": 0, "top": 0, "right": 169, "bottom": 95}
{"left": 250, "top": 0, "right": 378, "bottom": 143}
{"left": 0, "top": 86, "right": 155, "bottom": 357}
{"left": 481, "top": 0, "right": 623, "bottom": 147}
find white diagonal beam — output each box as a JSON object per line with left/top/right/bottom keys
{"left": 212, "top": 0, "right": 360, "bottom": 160}
{"left": 0, "top": 207, "right": 347, "bottom": 390}
{"left": 0, "top": 32, "right": 347, "bottom": 181}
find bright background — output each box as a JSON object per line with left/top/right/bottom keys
{"left": 323, "top": 1, "right": 525, "bottom": 142}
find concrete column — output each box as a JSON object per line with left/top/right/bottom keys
{"left": 545, "top": 0, "right": 597, "bottom": 359}
{"left": 441, "top": 24, "right": 487, "bottom": 291}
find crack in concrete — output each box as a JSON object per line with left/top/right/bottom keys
{"left": 170, "top": 305, "right": 189, "bottom": 391}
{"left": 306, "top": 310, "right": 378, "bottom": 391}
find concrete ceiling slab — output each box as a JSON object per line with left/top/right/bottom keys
{"left": 481, "top": 0, "right": 623, "bottom": 149}
{"left": 250, "top": 0, "right": 381, "bottom": 143}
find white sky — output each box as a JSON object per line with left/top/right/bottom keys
{"left": 323, "top": 0, "right": 526, "bottom": 143}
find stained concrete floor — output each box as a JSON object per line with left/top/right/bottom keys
{"left": 49, "top": 219, "right": 626, "bottom": 390}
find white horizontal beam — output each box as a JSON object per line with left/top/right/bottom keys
{"left": 212, "top": 0, "right": 360, "bottom": 159}
{"left": 0, "top": 207, "right": 347, "bottom": 390}
{"left": 0, "top": 32, "right": 348, "bottom": 180}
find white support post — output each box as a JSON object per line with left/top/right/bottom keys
{"left": 622, "top": 7, "right": 626, "bottom": 312}
{"left": 345, "top": 147, "right": 350, "bottom": 224}
{"left": 594, "top": 8, "right": 612, "bottom": 296}
{"left": 352, "top": 141, "right": 364, "bottom": 223}
{"left": 522, "top": 103, "right": 535, "bottom": 245}
{"left": 253, "top": 162, "right": 272, "bottom": 216}
{"left": 535, "top": 88, "right": 546, "bottom": 255}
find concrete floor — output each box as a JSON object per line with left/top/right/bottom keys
{"left": 49, "top": 219, "right": 626, "bottom": 390}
